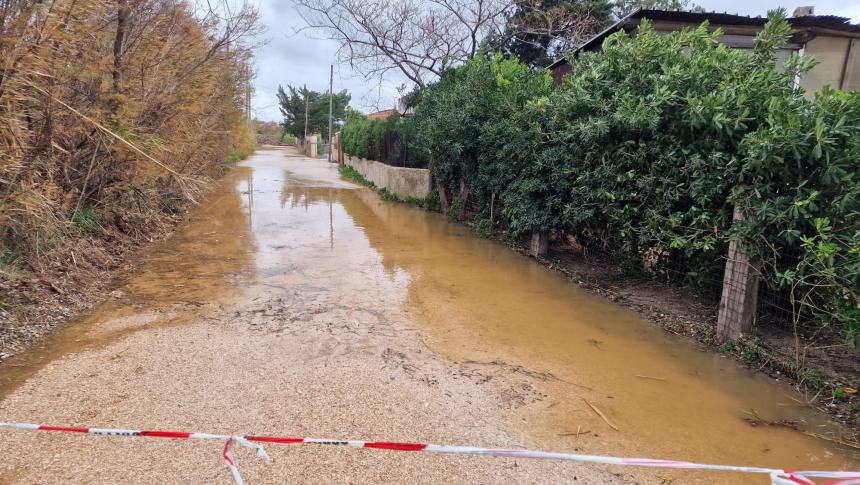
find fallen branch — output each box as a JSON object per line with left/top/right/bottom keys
{"left": 742, "top": 409, "right": 799, "bottom": 430}
{"left": 803, "top": 431, "right": 860, "bottom": 451}
{"left": 558, "top": 425, "right": 591, "bottom": 437}
{"left": 583, "top": 398, "right": 619, "bottom": 431}
{"left": 635, "top": 374, "right": 666, "bottom": 381}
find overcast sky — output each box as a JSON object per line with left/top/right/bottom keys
{"left": 251, "top": 1, "right": 860, "bottom": 122}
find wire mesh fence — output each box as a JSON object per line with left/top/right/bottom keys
{"left": 571, "top": 237, "right": 802, "bottom": 332}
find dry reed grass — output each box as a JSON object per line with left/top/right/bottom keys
{"left": 0, "top": 0, "right": 261, "bottom": 269}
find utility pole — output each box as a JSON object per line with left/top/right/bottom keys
{"left": 303, "top": 84, "right": 308, "bottom": 146}
{"left": 245, "top": 63, "right": 252, "bottom": 123}
{"left": 327, "top": 64, "right": 334, "bottom": 163}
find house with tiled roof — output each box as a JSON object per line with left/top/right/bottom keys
{"left": 548, "top": 7, "right": 860, "bottom": 93}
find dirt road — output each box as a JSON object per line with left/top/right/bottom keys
{"left": 0, "top": 148, "right": 857, "bottom": 483}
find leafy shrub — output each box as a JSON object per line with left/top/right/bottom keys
{"left": 537, "top": 11, "right": 858, "bottom": 345}
{"left": 473, "top": 219, "right": 494, "bottom": 238}
{"left": 341, "top": 111, "right": 423, "bottom": 167}
{"left": 341, "top": 111, "right": 370, "bottom": 159}
{"left": 421, "top": 190, "right": 441, "bottom": 212}
{"left": 411, "top": 53, "right": 554, "bottom": 217}
{"left": 407, "top": 10, "right": 860, "bottom": 348}
{"left": 741, "top": 89, "right": 860, "bottom": 348}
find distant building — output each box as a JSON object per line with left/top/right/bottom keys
{"left": 366, "top": 109, "right": 399, "bottom": 120}
{"left": 548, "top": 7, "right": 860, "bottom": 93}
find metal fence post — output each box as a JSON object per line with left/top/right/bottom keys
{"left": 716, "top": 204, "right": 761, "bottom": 342}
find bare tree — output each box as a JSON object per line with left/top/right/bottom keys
{"left": 293, "top": 0, "right": 512, "bottom": 88}
{"left": 294, "top": 0, "right": 612, "bottom": 86}
{"left": 497, "top": 0, "right": 610, "bottom": 66}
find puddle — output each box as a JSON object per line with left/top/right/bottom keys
{"left": 2, "top": 147, "right": 857, "bottom": 481}
{"left": 342, "top": 186, "right": 860, "bottom": 473}
{"left": 0, "top": 169, "right": 255, "bottom": 398}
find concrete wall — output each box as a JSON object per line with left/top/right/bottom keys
{"left": 305, "top": 135, "right": 318, "bottom": 158}
{"left": 801, "top": 36, "right": 853, "bottom": 93}
{"left": 845, "top": 39, "right": 860, "bottom": 91}
{"left": 345, "top": 155, "right": 431, "bottom": 199}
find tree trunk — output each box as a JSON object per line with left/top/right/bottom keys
{"left": 436, "top": 178, "right": 449, "bottom": 215}
{"left": 112, "top": 0, "right": 130, "bottom": 93}
{"left": 457, "top": 178, "right": 469, "bottom": 220}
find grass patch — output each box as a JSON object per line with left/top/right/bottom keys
{"left": 227, "top": 151, "right": 243, "bottom": 164}
{"left": 740, "top": 338, "right": 762, "bottom": 364}
{"left": 0, "top": 245, "right": 19, "bottom": 266}
{"left": 339, "top": 164, "right": 375, "bottom": 188}
{"left": 801, "top": 368, "right": 826, "bottom": 390}
{"left": 72, "top": 207, "right": 99, "bottom": 232}
{"left": 720, "top": 339, "right": 736, "bottom": 354}
{"left": 378, "top": 187, "right": 400, "bottom": 201}
{"left": 380, "top": 187, "right": 436, "bottom": 209}
{"left": 339, "top": 164, "right": 439, "bottom": 212}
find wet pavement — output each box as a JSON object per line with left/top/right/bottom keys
{"left": 0, "top": 147, "right": 857, "bottom": 483}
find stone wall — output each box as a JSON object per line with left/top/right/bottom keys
{"left": 345, "top": 155, "right": 431, "bottom": 199}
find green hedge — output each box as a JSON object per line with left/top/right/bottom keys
{"left": 341, "top": 111, "right": 421, "bottom": 166}
{"left": 409, "top": 11, "right": 860, "bottom": 347}
{"left": 411, "top": 52, "right": 554, "bottom": 218}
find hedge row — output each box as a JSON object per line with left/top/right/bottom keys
{"left": 406, "top": 11, "right": 860, "bottom": 346}
{"left": 338, "top": 12, "right": 859, "bottom": 347}
{"left": 341, "top": 111, "right": 422, "bottom": 167}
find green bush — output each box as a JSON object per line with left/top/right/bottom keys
{"left": 407, "top": 10, "right": 860, "bottom": 347}
{"left": 341, "top": 110, "right": 370, "bottom": 159}
{"left": 473, "top": 218, "right": 494, "bottom": 238}
{"left": 412, "top": 53, "right": 554, "bottom": 217}
{"left": 743, "top": 88, "right": 860, "bottom": 347}
{"left": 341, "top": 111, "right": 422, "bottom": 166}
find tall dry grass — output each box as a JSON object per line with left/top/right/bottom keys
{"left": 0, "top": 0, "right": 261, "bottom": 269}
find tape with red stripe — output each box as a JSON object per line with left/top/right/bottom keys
{"left": 3, "top": 421, "right": 859, "bottom": 485}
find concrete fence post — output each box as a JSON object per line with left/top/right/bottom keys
{"left": 716, "top": 204, "right": 761, "bottom": 342}
{"left": 529, "top": 232, "right": 548, "bottom": 258}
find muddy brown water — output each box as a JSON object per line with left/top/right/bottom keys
{"left": 1, "top": 147, "right": 858, "bottom": 483}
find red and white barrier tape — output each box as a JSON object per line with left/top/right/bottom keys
{"left": 2, "top": 422, "right": 859, "bottom": 484}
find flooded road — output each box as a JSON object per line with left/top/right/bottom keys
{"left": 0, "top": 147, "right": 857, "bottom": 483}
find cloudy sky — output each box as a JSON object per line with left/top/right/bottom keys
{"left": 251, "top": 0, "right": 860, "bottom": 122}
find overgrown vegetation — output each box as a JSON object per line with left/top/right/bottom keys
{"left": 396, "top": 10, "right": 859, "bottom": 352}
{"left": 547, "top": 13, "right": 858, "bottom": 351}
{"left": 0, "top": 0, "right": 260, "bottom": 271}
{"left": 341, "top": 111, "right": 422, "bottom": 167}
{"left": 412, "top": 52, "right": 554, "bottom": 220}
{"left": 256, "top": 120, "right": 297, "bottom": 145}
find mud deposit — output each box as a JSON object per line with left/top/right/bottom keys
{"left": 0, "top": 147, "right": 857, "bottom": 484}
